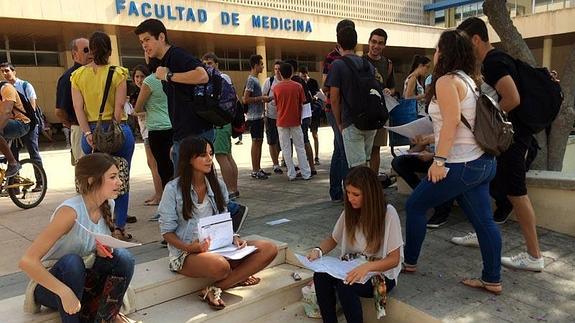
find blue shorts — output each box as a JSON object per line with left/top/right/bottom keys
{"left": 246, "top": 118, "right": 265, "bottom": 140}
{"left": 1, "top": 119, "right": 30, "bottom": 140}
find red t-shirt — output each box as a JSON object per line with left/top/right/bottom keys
{"left": 274, "top": 80, "right": 305, "bottom": 128}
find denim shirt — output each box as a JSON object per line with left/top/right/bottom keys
{"left": 158, "top": 177, "right": 229, "bottom": 259}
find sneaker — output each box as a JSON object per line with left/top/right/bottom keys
{"left": 311, "top": 170, "right": 318, "bottom": 176}
{"left": 494, "top": 208, "right": 512, "bottom": 225}
{"left": 427, "top": 213, "right": 448, "bottom": 229}
{"left": 251, "top": 170, "right": 268, "bottom": 180}
{"left": 501, "top": 252, "right": 544, "bottom": 272}
{"left": 5, "top": 163, "right": 21, "bottom": 178}
{"left": 232, "top": 205, "right": 249, "bottom": 233}
{"left": 126, "top": 216, "right": 138, "bottom": 223}
{"left": 273, "top": 166, "right": 283, "bottom": 174}
{"left": 31, "top": 184, "right": 44, "bottom": 193}
{"left": 260, "top": 169, "right": 272, "bottom": 176}
{"left": 450, "top": 232, "right": 479, "bottom": 247}
{"left": 235, "top": 140, "right": 243, "bottom": 145}
{"left": 314, "top": 157, "right": 320, "bottom": 165}
{"left": 148, "top": 214, "right": 161, "bottom": 222}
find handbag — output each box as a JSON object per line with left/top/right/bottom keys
{"left": 455, "top": 72, "right": 514, "bottom": 157}
{"left": 92, "top": 66, "right": 125, "bottom": 154}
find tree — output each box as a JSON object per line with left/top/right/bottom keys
{"left": 483, "top": 0, "right": 575, "bottom": 171}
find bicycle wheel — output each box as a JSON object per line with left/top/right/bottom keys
{"left": 8, "top": 159, "right": 47, "bottom": 209}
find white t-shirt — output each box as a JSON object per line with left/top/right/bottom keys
{"left": 332, "top": 204, "right": 404, "bottom": 281}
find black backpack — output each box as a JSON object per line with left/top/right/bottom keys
{"left": 512, "top": 57, "right": 563, "bottom": 134}
{"left": 340, "top": 56, "right": 388, "bottom": 130}
{"left": 0, "top": 81, "right": 37, "bottom": 132}
{"left": 231, "top": 99, "right": 246, "bottom": 138}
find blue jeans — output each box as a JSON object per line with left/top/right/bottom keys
{"left": 10, "top": 123, "right": 44, "bottom": 184}
{"left": 1, "top": 119, "right": 30, "bottom": 140}
{"left": 170, "top": 129, "right": 240, "bottom": 214}
{"left": 326, "top": 109, "right": 348, "bottom": 200}
{"left": 82, "top": 123, "right": 135, "bottom": 229}
{"left": 314, "top": 272, "right": 395, "bottom": 323}
{"left": 34, "top": 249, "right": 135, "bottom": 323}
{"left": 404, "top": 154, "right": 501, "bottom": 283}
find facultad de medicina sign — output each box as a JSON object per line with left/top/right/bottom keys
{"left": 115, "top": 0, "right": 313, "bottom": 33}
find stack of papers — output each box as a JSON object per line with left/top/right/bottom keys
{"left": 295, "top": 254, "right": 376, "bottom": 284}
{"left": 198, "top": 212, "right": 233, "bottom": 251}
{"left": 210, "top": 244, "right": 258, "bottom": 260}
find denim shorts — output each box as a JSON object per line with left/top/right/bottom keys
{"left": 1, "top": 119, "right": 30, "bottom": 140}
{"left": 246, "top": 118, "right": 265, "bottom": 140}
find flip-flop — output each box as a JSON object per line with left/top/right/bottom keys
{"left": 234, "top": 276, "right": 261, "bottom": 287}
{"left": 144, "top": 200, "right": 160, "bottom": 206}
{"left": 402, "top": 263, "right": 417, "bottom": 273}
{"left": 461, "top": 278, "right": 502, "bottom": 295}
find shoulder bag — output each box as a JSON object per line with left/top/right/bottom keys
{"left": 92, "top": 66, "right": 125, "bottom": 154}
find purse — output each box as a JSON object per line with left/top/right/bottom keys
{"left": 455, "top": 72, "right": 514, "bottom": 157}
{"left": 92, "top": 66, "right": 125, "bottom": 154}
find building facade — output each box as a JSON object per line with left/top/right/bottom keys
{"left": 0, "top": 0, "right": 572, "bottom": 123}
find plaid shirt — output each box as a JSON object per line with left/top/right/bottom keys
{"left": 322, "top": 48, "right": 342, "bottom": 108}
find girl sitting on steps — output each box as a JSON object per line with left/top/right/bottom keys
{"left": 158, "top": 135, "right": 277, "bottom": 310}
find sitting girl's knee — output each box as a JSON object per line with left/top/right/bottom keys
{"left": 210, "top": 257, "right": 231, "bottom": 279}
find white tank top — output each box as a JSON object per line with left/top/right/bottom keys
{"left": 427, "top": 71, "right": 484, "bottom": 163}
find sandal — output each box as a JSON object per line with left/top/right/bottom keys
{"left": 402, "top": 263, "right": 417, "bottom": 273}
{"left": 378, "top": 173, "right": 397, "bottom": 189}
{"left": 199, "top": 286, "right": 225, "bottom": 310}
{"left": 114, "top": 312, "right": 142, "bottom": 323}
{"left": 461, "top": 278, "right": 502, "bottom": 295}
{"left": 234, "top": 276, "right": 261, "bottom": 287}
{"left": 112, "top": 228, "right": 133, "bottom": 241}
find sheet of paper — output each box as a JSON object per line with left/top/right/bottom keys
{"left": 385, "top": 117, "right": 433, "bottom": 139}
{"left": 295, "top": 254, "right": 376, "bottom": 284}
{"left": 396, "top": 148, "right": 421, "bottom": 156}
{"left": 314, "top": 90, "right": 327, "bottom": 102}
{"left": 211, "top": 245, "right": 258, "bottom": 260}
{"left": 384, "top": 94, "right": 399, "bottom": 112}
{"left": 198, "top": 212, "right": 233, "bottom": 251}
{"left": 76, "top": 221, "right": 141, "bottom": 249}
{"left": 266, "top": 218, "right": 291, "bottom": 226}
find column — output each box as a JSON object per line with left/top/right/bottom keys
{"left": 256, "top": 37, "right": 267, "bottom": 85}
{"left": 542, "top": 36, "right": 553, "bottom": 69}
{"left": 103, "top": 25, "right": 121, "bottom": 66}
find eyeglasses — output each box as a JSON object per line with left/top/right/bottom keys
{"left": 0, "top": 69, "right": 11, "bottom": 73}
{"left": 82, "top": 47, "right": 90, "bottom": 53}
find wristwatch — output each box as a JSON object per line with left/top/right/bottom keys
{"left": 166, "top": 71, "right": 174, "bottom": 82}
{"left": 433, "top": 156, "right": 446, "bottom": 167}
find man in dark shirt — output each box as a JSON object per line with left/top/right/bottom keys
{"left": 135, "top": 18, "right": 210, "bottom": 169}
{"left": 56, "top": 37, "right": 92, "bottom": 165}
{"left": 299, "top": 65, "right": 321, "bottom": 166}
{"left": 321, "top": 19, "right": 354, "bottom": 202}
{"left": 456, "top": 17, "right": 544, "bottom": 272}
{"left": 363, "top": 28, "right": 396, "bottom": 175}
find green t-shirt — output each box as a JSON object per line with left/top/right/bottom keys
{"left": 142, "top": 74, "right": 172, "bottom": 131}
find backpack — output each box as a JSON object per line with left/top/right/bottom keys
{"left": 0, "top": 81, "right": 37, "bottom": 132}
{"left": 231, "top": 99, "right": 246, "bottom": 138}
{"left": 340, "top": 56, "right": 388, "bottom": 130}
{"left": 511, "top": 57, "right": 563, "bottom": 134}
{"left": 454, "top": 72, "right": 514, "bottom": 157}
{"left": 22, "top": 81, "right": 45, "bottom": 131}
{"left": 193, "top": 66, "right": 237, "bottom": 127}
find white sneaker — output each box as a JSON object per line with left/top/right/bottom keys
{"left": 501, "top": 252, "right": 544, "bottom": 272}
{"left": 450, "top": 232, "right": 479, "bottom": 247}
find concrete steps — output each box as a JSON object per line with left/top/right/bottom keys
{"left": 0, "top": 235, "right": 287, "bottom": 323}
{"left": 129, "top": 263, "right": 313, "bottom": 322}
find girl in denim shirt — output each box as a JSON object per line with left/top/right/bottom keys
{"left": 158, "top": 136, "right": 277, "bottom": 310}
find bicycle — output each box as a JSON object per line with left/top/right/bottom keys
{"left": 0, "top": 156, "right": 47, "bottom": 209}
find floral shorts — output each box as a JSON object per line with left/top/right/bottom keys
{"left": 168, "top": 252, "right": 189, "bottom": 272}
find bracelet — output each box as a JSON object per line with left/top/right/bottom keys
{"left": 233, "top": 233, "right": 240, "bottom": 239}
{"left": 313, "top": 247, "right": 323, "bottom": 258}
{"left": 83, "top": 131, "right": 92, "bottom": 137}
{"left": 433, "top": 155, "right": 447, "bottom": 161}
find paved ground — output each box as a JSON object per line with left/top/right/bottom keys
{"left": 1, "top": 127, "right": 574, "bottom": 322}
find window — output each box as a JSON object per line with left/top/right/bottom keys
{"left": 2, "top": 38, "right": 60, "bottom": 67}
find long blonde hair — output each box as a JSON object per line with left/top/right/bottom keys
{"left": 343, "top": 166, "right": 388, "bottom": 254}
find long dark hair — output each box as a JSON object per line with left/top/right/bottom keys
{"left": 426, "top": 29, "right": 480, "bottom": 105}
{"left": 89, "top": 31, "right": 112, "bottom": 66}
{"left": 343, "top": 166, "right": 388, "bottom": 254}
{"left": 177, "top": 136, "right": 226, "bottom": 221}
{"left": 75, "top": 153, "right": 117, "bottom": 231}
{"left": 129, "top": 64, "right": 150, "bottom": 104}
{"left": 408, "top": 54, "right": 431, "bottom": 75}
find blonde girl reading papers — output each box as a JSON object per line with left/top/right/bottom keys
{"left": 158, "top": 136, "right": 277, "bottom": 310}
{"left": 19, "top": 153, "right": 136, "bottom": 323}
{"left": 307, "top": 166, "right": 403, "bottom": 323}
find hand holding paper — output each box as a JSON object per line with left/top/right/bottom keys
{"left": 76, "top": 221, "right": 141, "bottom": 249}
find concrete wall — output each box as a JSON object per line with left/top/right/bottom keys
{"left": 16, "top": 67, "right": 66, "bottom": 123}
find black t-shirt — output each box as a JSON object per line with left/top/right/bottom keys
{"left": 364, "top": 55, "right": 395, "bottom": 90}
{"left": 306, "top": 78, "right": 320, "bottom": 96}
{"left": 157, "top": 46, "right": 212, "bottom": 141}
{"left": 55, "top": 62, "right": 82, "bottom": 124}
{"left": 482, "top": 48, "right": 529, "bottom": 135}
{"left": 291, "top": 75, "right": 312, "bottom": 104}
